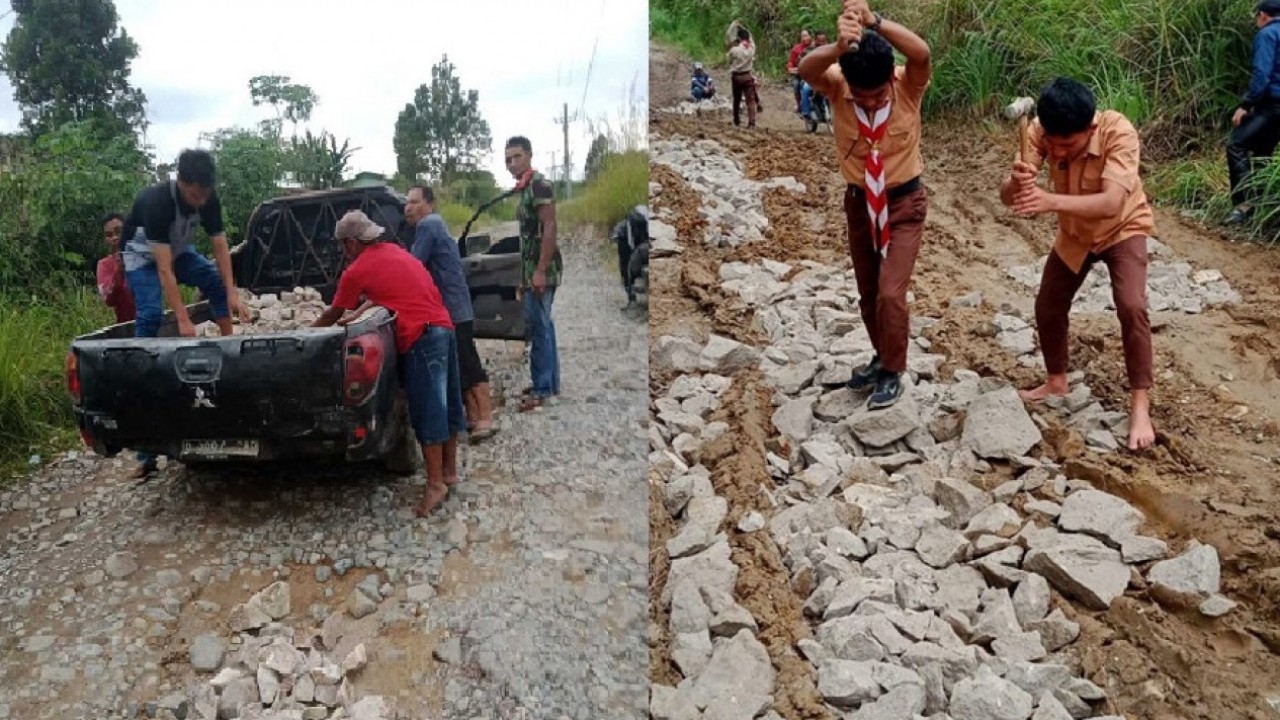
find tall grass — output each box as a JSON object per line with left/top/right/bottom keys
{"left": 559, "top": 150, "right": 650, "bottom": 231}
{"left": 0, "top": 290, "right": 112, "bottom": 477}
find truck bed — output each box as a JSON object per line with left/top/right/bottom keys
{"left": 71, "top": 301, "right": 399, "bottom": 463}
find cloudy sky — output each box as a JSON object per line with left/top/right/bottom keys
{"left": 0, "top": 0, "right": 648, "bottom": 182}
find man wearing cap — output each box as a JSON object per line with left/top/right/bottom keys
{"left": 1225, "top": 0, "right": 1280, "bottom": 224}
{"left": 999, "top": 77, "right": 1158, "bottom": 451}
{"left": 312, "top": 210, "right": 466, "bottom": 517}
{"left": 404, "top": 184, "right": 497, "bottom": 442}
{"left": 691, "top": 62, "right": 716, "bottom": 102}
{"left": 120, "top": 148, "right": 250, "bottom": 478}
{"left": 799, "top": 1, "right": 932, "bottom": 411}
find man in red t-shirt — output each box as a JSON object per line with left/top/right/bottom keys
{"left": 96, "top": 213, "right": 136, "bottom": 323}
{"left": 312, "top": 210, "right": 465, "bottom": 517}
{"left": 788, "top": 28, "right": 814, "bottom": 113}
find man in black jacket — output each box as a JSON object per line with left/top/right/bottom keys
{"left": 1226, "top": 0, "right": 1280, "bottom": 224}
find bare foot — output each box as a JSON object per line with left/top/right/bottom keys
{"left": 414, "top": 483, "right": 449, "bottom": 517}
{"left": 1019, "top": 375, "right": 1070, "bottom": 402}
{"left": 443, "top": 475, "right": 460, "bottom": 486}
{"left": 1128, "top": 390, "right": 1156, "bottom": 450}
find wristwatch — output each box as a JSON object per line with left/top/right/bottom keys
{"left": 871, "top": 11, "right": 883, "bottom": 31}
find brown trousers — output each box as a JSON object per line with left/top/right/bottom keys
{"left": 731, "top": 72, "right": 757, "bottom": 126}
{"left": 1035, "top": 234, "right": 1153, "bottom": 390}
{"left": 844, "top": 184, "right": 929, "bottom": 373}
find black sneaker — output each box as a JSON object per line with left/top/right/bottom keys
{"left": 1224, "top": 206, "right": 1251, "bottom": 225}
{"left": 867, "top": 371, "right": 904, "bottom": 410}
{"left": 845, "top": 355, "right": 882, "bottom": 390}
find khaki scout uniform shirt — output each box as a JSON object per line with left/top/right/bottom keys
{"left": 810, "top": 65, "right": 927, "bottom": 189}
{"left": 1026, "top": 111, "right": 1156, "bottom": 273}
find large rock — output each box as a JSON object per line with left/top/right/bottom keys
{"left": 1023, "top": 534, "right": 1129, "bottom": 610}
{"left": 1057, "top": 489, "right": 1144, "bottom": 547}
{"left": 664, "top": 539, "right": 740, "bottom": 607}
{"left": 667, "top": 496, "right": 729, "bottom": 559}
{"left": 653, "top": 336, "right": 704, "bottom": 374}
{"left": 650, "top": 684, "right": 700, "bottom": 720}
{"left": 1147, "top": 541, "right": 1220, "bottom": 608}
{"left": 932, "top": 478, "right": 993, "bottom": 530}
{"left": 818, "top": 660, "right": 882, "bottom": 707}
{"left": 960, "top": 387, "right": 1042, "bottom": 458}
{"left": 699, "top": 335, "right": 760, "bottom": 375}
{"left": 688, "top": 630, "right": 776, "bottom": 711}
{"left": 845, "top": 387, "right": 921, "bottom": 448}
{"left": 189, "top": 633, "right": 225, "bottom": 672}
{"left": 847, "top": 683, "right": 926, "bottom": 719}
{"left": 948, "top": 666, "right": 1035, "bottom": 720}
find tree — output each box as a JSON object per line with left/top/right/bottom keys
{"left": 202, "top": 127, "right": 286, "bottom": 242}
{"left": 0, "top": 119, "right": 149, "bottom": 292}
{"left": 0, "top": 0, "right": 147, "bottom": 137}
{"left": 248, "top": 74, "right": 318, "bottom": 138}
{"left": 584, "top": 134, "right": 611, "bottom": 182}
{"left": 287, "top": 130, "right": 358, "bottom": 190}
{"left": 393, "top": 55, "right": 492, "bottom": 184}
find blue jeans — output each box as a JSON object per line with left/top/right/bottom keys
{"left": 401, "top": 326, "right": 467, "bottom": 445}
{"left": 524, "top": 287, "right": 560, "bottom": 398}
{"left": 125, "top": 252, "right": 230, "bottom": 466}
{"left": 126, "top": 251, "right": 230, "bottom": 338}
{"left": 801, "top": 84, "right": 828, "bottom": 120}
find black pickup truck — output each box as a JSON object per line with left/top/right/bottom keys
{"left": 65, "top": 186, "right": 524, "bottom": 473}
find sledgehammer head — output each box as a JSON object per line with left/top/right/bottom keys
{"left": 1003, "top": 96, "right": 1036, "bottom": 121}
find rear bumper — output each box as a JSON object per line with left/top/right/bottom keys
{"left": 74, "top": 405, "right": 391, "bottom": 464}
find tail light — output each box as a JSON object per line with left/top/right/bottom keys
{"left": 66, "top": 352, "right": 81, "bottom": 405}
{"left": 343, "top": 334, "right": 384, "bottom": 406}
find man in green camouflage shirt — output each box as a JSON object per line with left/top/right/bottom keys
{"left": 505, "top": 135, "right": 563, "bottom": 411}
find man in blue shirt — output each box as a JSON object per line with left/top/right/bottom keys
{"left": 1226, "top": 0, "right": 1280, "bottom": 224}
{"left": 405, "top": 185, "right": 497, "bottom": 441}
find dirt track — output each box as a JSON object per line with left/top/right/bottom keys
{"left": 650, "top": 40, "right": 1280, "bottom": 720}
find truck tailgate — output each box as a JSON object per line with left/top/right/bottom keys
{"left": 74, "top": 329, "right": 349, "bottom": 452}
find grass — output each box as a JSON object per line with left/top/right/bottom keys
{"left": 651, "top": 0, "right": 1280, "bottom": 242}
{"left": 559, "top": 150, "right": 650, "bottom": 233}
{"left": 0, "top": 289, "right": 113, "bottom": 479}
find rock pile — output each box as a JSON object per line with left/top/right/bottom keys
{"left": 649, "top": 257, "right": 1232, "bottom": 720}
{"left": 196, "top": 287, "right": 336, "bottom": 336}
{"left": 151, "top": 580, "right": 395, "bottom": 720}
{"left": 1006, "top": 238, "right": 1240, "bottom": 315}
{"left": 651, "top": 137, "right": 805, "bottom": 248}
{"left": 657, "top": 96, "right": 733, "bottom": 116}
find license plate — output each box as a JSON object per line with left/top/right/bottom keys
{"left": 180, "top": 439, "right": 260, "bottom": 460}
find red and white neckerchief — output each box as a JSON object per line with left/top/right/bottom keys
{"left": 855, "top": 102, "right": 893, "bottom": 257}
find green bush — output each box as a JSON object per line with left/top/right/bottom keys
{"left": 0, "top": 290, "right": 112, "bottom": 477}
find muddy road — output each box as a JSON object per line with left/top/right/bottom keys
{"left": 0, "top": 236, "right": 649, "bottom": 720}
{"left": 649, "top": 41, "right": 1280, "bottom": 720}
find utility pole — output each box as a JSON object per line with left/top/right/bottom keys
{"left": 553, "top": 102, "right": 577, "bottom": 201}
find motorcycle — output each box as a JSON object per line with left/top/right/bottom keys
{"left": 800, "top": 81, "right": 831, "bottom": 134}
{"left": 613, "top": 205, "right": 649, "bottom": 310}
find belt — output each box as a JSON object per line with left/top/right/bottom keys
{"left": 848, "top": 176, "right": 921, "bottom": 201}
{"left": 731, "top": 70, "right": 752, "bottom": 75}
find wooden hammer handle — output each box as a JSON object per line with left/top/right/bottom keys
{"left": 1017, "top": 115, "right": 1033, "bottom": 165}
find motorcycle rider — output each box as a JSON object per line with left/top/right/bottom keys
{"left": 613, "top": 205, "right": 649, "bottom": 308}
